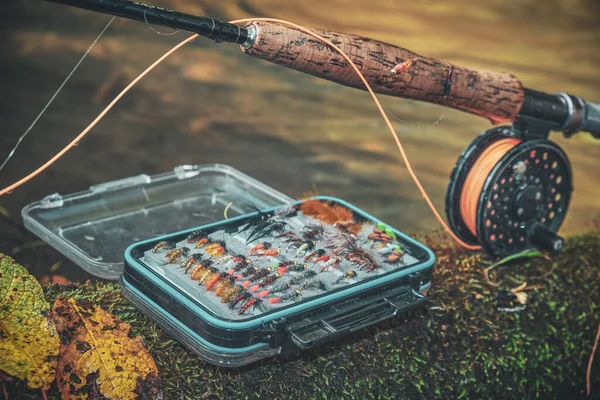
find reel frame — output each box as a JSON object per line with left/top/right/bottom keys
{"left": 445, "top": 121, "right": 573, "bottom": 258}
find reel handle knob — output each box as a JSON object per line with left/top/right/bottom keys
{"left": 529, "top": 223, "right": 564, "bottom": 253}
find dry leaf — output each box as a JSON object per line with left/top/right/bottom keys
{"left": 510, "top": 282, "right": 536, "bottom": 305}
{"left": 0, "top": 253, "right": 60, "bottom": 393}
{"left": 510, "top": 282, "right": 528, "bottom": 294}
{"left": 51, "top": 297, "right": 162, "bottom": 400}
{"left": 514, "top": 291, "right": 528, "bottom": 305}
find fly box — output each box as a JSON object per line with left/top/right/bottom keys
{"left": 121, "top": 196, "right": 435, "bottom": 367}
{"left": 22, "top": 163, "right": 435, "bottom": 367}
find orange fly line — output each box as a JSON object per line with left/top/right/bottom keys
{"left": 460, "top": 138, "right": 521, "bottom": 236}
{"left": 0, "top": 17, "right": 482, "bottom": 251}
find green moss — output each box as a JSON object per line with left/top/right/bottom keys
{"left": 5, "top": 231, "right": 600, "bottom": 399}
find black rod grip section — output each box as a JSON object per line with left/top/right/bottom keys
{"left": 518, "top": 89, "right": 600, "bottom": 137}
{"left": 41, "top": 0, "right": 248, "bottom": 44}
{"left": 518, "top": 89, "right": 568, "bottom": 128}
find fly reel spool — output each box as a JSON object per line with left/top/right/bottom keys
{"left": 445, "top": 125, "right": 573, "bottom": 258}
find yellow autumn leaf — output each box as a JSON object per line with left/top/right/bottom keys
{"left": 0, "top": 253, "right": 60, "bottom": 392}
{"left": 51, "top": 297, "right": 163, "bottom": 400}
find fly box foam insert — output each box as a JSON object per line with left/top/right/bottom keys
{"left": 140, "top": 200, "right": 420, "bottom": 320}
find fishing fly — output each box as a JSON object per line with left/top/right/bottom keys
{"left": 153, "top": 240, "right": 175, "bottom": 253}
{"left": 180, "top": 253, "right": 204, "bottom": 272}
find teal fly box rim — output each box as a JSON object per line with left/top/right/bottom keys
{"left": 120, "top": 196, "right": 435, "bottom": 367}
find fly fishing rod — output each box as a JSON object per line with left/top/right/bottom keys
{"left": 40, "top": 0, "right": 600, "bottom": 258}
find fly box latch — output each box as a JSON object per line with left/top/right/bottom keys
{"left": 408, "top": 271, "right": 424, "bottom": 292}
{"left": 260, "top": 317, "right": 289, "bottom": 348}
{"left": 288, "top": 283, "right": 428, "bottom": 350}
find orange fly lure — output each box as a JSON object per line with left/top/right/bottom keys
{"left": 300, "top": 200, "right": 343, "bottom": 224}
{"left": 299, "top": 199, "right": 363, "bottom": 234}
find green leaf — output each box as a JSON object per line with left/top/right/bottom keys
{"left": 483, "top": 249, "right": 551, "bottom": 285}
{"left": 487, "top": 249, "right": 549, "bottom": 271}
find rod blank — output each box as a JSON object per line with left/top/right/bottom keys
{"left": 41, "top": 0, "right": 249, "bottom": 44}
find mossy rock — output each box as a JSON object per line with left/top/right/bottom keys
{"left": 5, "top": 231, "right": 600, "bottom": 399}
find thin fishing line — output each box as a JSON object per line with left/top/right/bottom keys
{"left": 0, "top": 16, "right": 115, "bottom": 176}
{"left": 381, "top": 103, "right": 445, "bottom": 127}
{"left": 143, "top": 10, "right": 181, "bottom": 36}
{"left": 380, "top": 103, "right": 410, "bottom": 124}
{"left": 0, "top": 32, "right": 199, "bottom": 197}
{"left": 588, "top": 321, "right": 600, "bottom": 397}
{"left": 431, "top": 115, "right": 444, "bottom": 126}
{"left": 0, "top": 17, "right": 481, "bottom": 251}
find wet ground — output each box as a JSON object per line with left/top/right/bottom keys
{"left": 0, "top": 0, "right": 599, "bottom": 282}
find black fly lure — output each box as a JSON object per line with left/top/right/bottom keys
{"left": 246, "top": 221, "right": 290, "bottom": 244}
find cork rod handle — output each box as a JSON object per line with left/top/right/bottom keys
{"left": 242, "top": 21, "right": 525, "bottom": 124}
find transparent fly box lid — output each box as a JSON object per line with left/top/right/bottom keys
{"left": 21, "top": 164, "right": 294, "bottom": 280}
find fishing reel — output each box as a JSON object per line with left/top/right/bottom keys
{"left": 445, "top": 119, "right": 574, "bottom": 258}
